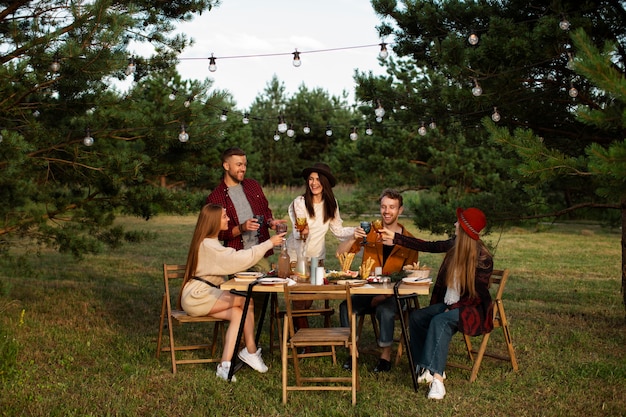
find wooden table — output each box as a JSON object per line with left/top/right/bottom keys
{"left": 221, "top": 278, "right": 430, "bottom": 389}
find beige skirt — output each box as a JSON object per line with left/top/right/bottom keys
{"left": 180, "top": 279, "right": 224, "bottom": 317}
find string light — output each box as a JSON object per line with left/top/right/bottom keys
{"left": 379, "top": 43, "right": 388, "bottom": 59}
{"left": 286, "top": 124, "right": 295, "bottom": 137}
{"left": 220, "top": 109, "right": 228, "bottom": 121}
{"left": 559, "top": 18, "right": 570, "bottom": 31}
{"left": 184, "top": 96, "right": 193, "bottom": 107}
{"left": 429, "top": 119, "right": 437, "bottom": 130}
{"left": 50, "top": 54, "right": 61, "bottom": 72}
{"left": 365, "top": 123, "right": 373, "bottom": 136}
{"left": 168, "top": 90, "right": 177, "bottom": 101}
{"left": 566, "top": 52, "right": 575, "bottom": 70}
{"left": 468, "top": 31, "right": 479, "bottom": 46}
{"left": 83, "top": 128, "right": 94, "bottom": 146}
{"left": 277, "top": 115, "right": 288, "bottom": 133}
{"left": 568, "top": 82, "right": 578, "bottom": 98}
{"left": 491, "top": 107, "right": 501, "bottom": 122}
{"left": 178, "top": 124, "right": 189, "bottom": 142}
{"left": 472, "top": 79, "right": 483, "bottom": 96}
{"left": 374, "top": 100, "right": 385, "bottom": 118}
{"left": 32, "top": 109, "right": 40, "bottom": 118}
{"left": 418, "top": 122, "right": 427, "bottom": 136}
{"left": 349, "top": 127, "right": 358, "bottom": 141}
{"left": 125, "top": 57, "right": 136, "bottom": 76}
{"left": 273, "top": 130, "right": 280, "bottom": 141}
{"left": 208, "top": 53, "right": 217, "bottom": 72}
{"left": 242, "top": 112, "right": 250, "bottom": 124}
{"left": 292, "top": 49, "right": 301, "bottom": 67}
{"left": 303, "top": 122, "right": 311, "bottom": 134}
{"left": 325, "top": 124, "right": 333, "bottom": 137}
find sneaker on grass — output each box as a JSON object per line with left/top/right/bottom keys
{"left": 427, "top": 378, "right": 446, "bottom": 400}
{"left": 238, "top": 347, "right": 269, "bottom": 373}
{"left": 416, "top": 367, "right": 446, "bottom": 384}
{"left": 216, "top": 362, "right": 236, "bottom": 382}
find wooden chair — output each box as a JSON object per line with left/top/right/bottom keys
{"left": 282, "top": 284, "right": 359, "bottom": 405}
{"left": 451, "top": 268, "right": 519, "bottom": 382}
{"left": 156, "top": 263, "right": 225, "bottom": 374}
{"left": 356, "top": 293, "right": 419, "bottom": 366}
{"left": 269, "top": 293, "right": 335, "bottom": 357}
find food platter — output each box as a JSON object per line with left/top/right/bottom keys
{"left": 258, "top": 277, "right": 289, "bottom": 285}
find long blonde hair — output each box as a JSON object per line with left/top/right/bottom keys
{"left": 444, "top": 226, "right": 490, "bottom": 298}
{"left": 177, "top": 204, "right": 223, "bottom": 307}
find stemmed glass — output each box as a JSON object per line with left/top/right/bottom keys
{"left": 360, "top": 221, "right": 371, "bottom": 245}
{"left": 295, "top": 217, "right": 308, "bottom": 241}
{"left": 371, "top": 219, "right": 383, "bottom": 242}
{"left": 254, "top": 215, "right": 264, "bottom": 238}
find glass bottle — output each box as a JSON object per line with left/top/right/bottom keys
{"left": 277, "top": 239, "right": 291, "bottom": 278}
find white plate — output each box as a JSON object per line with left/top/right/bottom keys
{"left": 234, "top": 272, "right": 264, "bottom": 282}
{"left": 336, "top": 279, "right": 367, "bottom": 286}
{"left": 402, "top": 277, "right": 432, "bottom": 285}
{"left": 258, "top": 277, "right": 288, "bottom": 285}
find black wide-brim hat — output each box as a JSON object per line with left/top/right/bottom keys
{"left": 301, "top": 162, "right": 337, "bottom": 187}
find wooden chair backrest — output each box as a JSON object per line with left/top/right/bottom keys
{"left": 283, "top": 284, "right": 352, "bottom": 335}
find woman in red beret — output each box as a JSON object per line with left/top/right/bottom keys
{"left": 380, "top": 207, "right": 493, "bottom": 400}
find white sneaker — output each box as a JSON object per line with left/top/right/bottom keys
{"left": 238, "top": 347, "right": 269, "bottom": 373}
{"left": 216, "top": 362, "right": 237, "bottom": 382}
{"left": 417, "top": 368, "right": 446, "bottom": 384}
{"left": 427, "top": 378, "right": 446, "bottom": 400}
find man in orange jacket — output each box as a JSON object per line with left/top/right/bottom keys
{"left": 338, "top": 189, "right": 419, "bottom": 372}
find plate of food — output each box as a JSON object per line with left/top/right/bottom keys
{"left": 336, "top": 279, "right": 367, "bottom": 286}
{"left": 402, "top": 277, "right": 432, "bottom": 285}
{"left": 326, "top": 270, "right": 359, "bottom": 280}
{"left": 258, "top": 277, "right": 289, "bottom": 285}
{"left": 234, "top": 271, "right": 264, "bottom": 282}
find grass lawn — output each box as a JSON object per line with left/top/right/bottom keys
{"left": 0, "top": 211, "right": 625, "bottom": 417}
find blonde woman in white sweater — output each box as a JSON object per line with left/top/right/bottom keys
{"left": 180, "top": 204, "right": 286, "bottom": 381}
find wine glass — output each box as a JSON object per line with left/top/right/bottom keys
{"left": 254, "top": 215, "right": 264, "bottom": 238}
{"left": 360, "top": 221, "right": 371, "bottom": 245}
{"left": 372, "top": 219, "right": 383, "bottom": 242}
{"left": 276, "top": 222, "right": 288, "bottom": 235}
{"left": 295, "top": 217, "right": 308, "bottom": 240}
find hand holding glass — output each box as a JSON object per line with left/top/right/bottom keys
{"left": 275, "top": 222, "right": 288, "bottom": 235}
{"left": 253, "top": 215, "right": 264, "bottom": 238}
{"left": 360, "top": 221, "right": 371, "bottom": 245}
{"left": 295, "top": 217, "right": 308, "bottom": 240}
{"left": 372, "top": 219, "right": 383, "bottom": 242}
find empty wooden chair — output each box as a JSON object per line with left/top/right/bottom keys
{"left": 282, "top": 284, "right": 359, "bottom": 405}
{"left": 156, "top": 263, "right": 225, "bottom": 374}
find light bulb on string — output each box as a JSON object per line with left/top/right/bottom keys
{"left": 50, "top": 54, "right": 61, "bottom": 72}
{"left": 374, "top": 100, "right": 385, "bottom": 118}
{"left": 375, "top": 116, "right": 383, "bottom": 123}
{"left": 349, "top": 127, "right": 358, "bottom": 141}
{"left": 273, "top": 130, "right": 280, "bottom": 141}
{"left": 429, "top": 119, "right": 437, "bottom": 130}
{"left": 303, "top": 122, "right": 311, "bottom": 134}
{"left": 208, "top": 54, "right": 217, "bottom": 72}
{"left": 32, "top": 109, "right": 40, "bottom": 118}
{"left": 325, "top": 124, "right": 333, "bottom": 137}
{"left": 178, "top": 124, "right": 189, "bottom": 142}
{"left": 468, "top": 31, "right": 479, "bottom": 46}
{"left": 559, "top": 18, "right": 570, "bottom": 31}
{"left": 286, "top": 124, "right": 295, "bottom": 137}
{"left": 292, "top": 50, "right": 301, "bottom": 67}
{"left": 242, "top": 113, "right": 250, "bottom": 124}
{"left": 0, "top": 132, "right": 3, "bottom": 143}
{"left": 277, "top": 116, "right": 288, "bottom": 133}
{"left": 379, "top": 43, "right": 388, "bottom": 59}
{"left": 365, "top": 123, "right": 373, "bottom": 136}
{"left": 220, "top": 109, "right": 228, "bottom": 122}
{"left": 83, "top": 128, "right": 94, "bottom": 146}
{"left": 168, "top": 90, "right": 177, "bottom": 101}
{"left": 184, "top": 96, "right": 193, "bottom": 108}
{"left": 472, "top": 79, "right": 483, "bottom": 96}
{"left": 125, "top": 57, "right": 136, "bottom": 76}
{"left": 568, "top": 83, "right": 578, "bottom": 98}
{"left": 491, "top": 107, "right": 501, "bottom": 122}
{"left": 418, "top": 122, "right": 427, "bottom": 136}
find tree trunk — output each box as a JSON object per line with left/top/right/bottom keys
{"left": 622, "top": 197, "right": 626, "bottom": 314}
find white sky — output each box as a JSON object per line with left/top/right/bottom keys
{"left": 172, "top": 0, "right": 389, "bottom": 109}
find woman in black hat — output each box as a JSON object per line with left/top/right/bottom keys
{"left": 286, "top": 162, "right": 355, "bottom": 331}
{"left": 287, "top": 162, "right": 354, "bottom": 261}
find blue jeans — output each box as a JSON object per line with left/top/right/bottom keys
{"left": 340, "top": 295, "right": 398, "bottom": 347}
{"left": 409, "top": 303, "right": 459, "bottom": 376}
